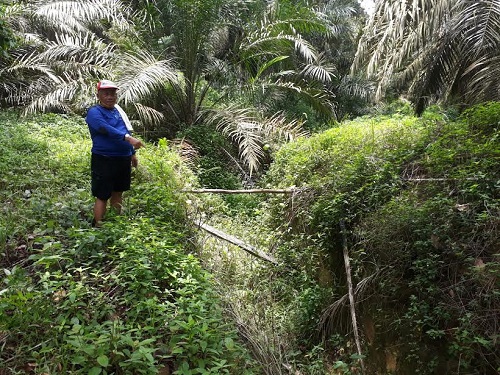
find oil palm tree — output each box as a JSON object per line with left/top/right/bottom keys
{"left": 309, "top": 0, "right": 374, "bottom": 118}
{"left": 0, "top": 0, "right": 349, "bottom": 174}
{"left": 118, "top": 0, "right": 339, "bottom": 173}
{"left": 0, "top": 0, "right": 132, "bottom": 112}
{"left": 352, "top": 0, "right": 500, "bottom": 113}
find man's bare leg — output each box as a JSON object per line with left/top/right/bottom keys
{"left": 93, "top": 198, "right": 107, "bottom": 226}
{"left": 110, "top": 191, "right": 123, "bottom": 214}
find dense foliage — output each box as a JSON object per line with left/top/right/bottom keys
{"left": 0, "top": 1, "right": 16, "bottom": 58}
{"left": 0, "top": 0, "right": 367, "bottom": 175}
{"left": 222, "top": 102, "right": 498, "bottom": 374}
{"left": 1, "top": 102, "right": 498, "bottom": 375}
{"left": 0, "top": 111, "right": 257, "bottom": 374}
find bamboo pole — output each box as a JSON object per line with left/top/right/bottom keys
{"left": 195, "top": 220, "right": 278, "bottom": 265}
{"left": 182, "top": 188, "right": 295, "bottom": 194}
{"left": 340, "top": 220, "right": 365, "bottom": 374}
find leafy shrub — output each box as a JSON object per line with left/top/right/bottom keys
{"left": 177, "top": 124, "right": 262, "bottom": 214}
{"left": 177, "top": 124, "right": 242, "bottom": 188}
{"left": 460, "top": 100, "right": 500, "bottom": 134}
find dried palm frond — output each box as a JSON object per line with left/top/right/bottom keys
{"left": 169, "top": 138, "right": 199, "bottom": 168}
{"left": 319, "top": 267, "right": 386, "bottom": 340}
{"left": 224, "top": 297, "right": 286, "bottom": 375}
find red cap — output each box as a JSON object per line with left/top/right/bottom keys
{"left": 97, "top": 80, "right": 118, "bottom": 90}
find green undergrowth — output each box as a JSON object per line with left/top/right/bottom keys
{"left": 200, "top": 104, "right": 499, "bottom": 374}
{"left": 258, "top": 104, "right": 499, "bottom": 374}
{"left": 0, "top": 111, "right": 257, "bottom": 374}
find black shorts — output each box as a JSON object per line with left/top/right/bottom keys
{"left": 91, "top": 153, "right": 132, "bottom": 200}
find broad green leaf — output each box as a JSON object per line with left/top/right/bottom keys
{"left": 97, "top": 355, "right": 109, "bottom": 367}
{"left": 200, "top": 340, "right": 208, "bottom": 352}
{"left": 224, "top": 337, "right": 234, "bottom": 350}
{"left": 71, "top": 355, "right": 86, "bottom": 365}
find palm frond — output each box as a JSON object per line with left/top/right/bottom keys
{"left": 116, "top": 51, "right": 178, "bottom": 105}
{"left": 462, "top": 55, "right": 500, "bottom": 104}
{"left": 352, "top": 0, "right": 500, "bottom": 110}
{"left": 407, "top": 36, "right": 461, "bottom": 113}
{"left": 261, "top": 111, "right": 308, "bottom": 141}
{"left": 205, "top": 105, "right": 265, "bottom": 175}
{"left": 6, "top": 51, "right": 62, "bottom": 84}
{"left": 336, "top": 75, "right": 374, "bottom": 101}
{"left": 15, "top": 33, "right": 44, "bottom": 46}
{"left": 316, "top": 0, "right": 360, "bottom": 38}
{"left": 33, "top": 0, "right": 128, "bottom": 30}
{"left": 131, "top": 102, "right": 165, "bottom": 129}
{"left": 272, "top": 80, "right": 336, "bottom": 118}
{"left": 322, "top": 1, "right": 358, "bottom": 19}
{"left": 454, "top": 1, "right": 500, "bottom": 52}
{"left": 243, "top": 32, "right": 318, "bottom": 65}
{"left": 32, "top": 33, "right": 115, "bottom": 68}
{"left": 204, "top": 103, "right": 309, "bottom": 175}
{"left": 4, "top": 31, "right": 117, "bottom": 111}
{"left": 319, "top": 268, "right": 386, "bottom": 340}
{"left": 252, "top": 55, "right": 289, "bottom": 82}
{"left": 299, "top": 57, "right": 336, "bottom": 83}
{"left": 353, "top": 0, "right": 455, "bottom": 76}
{"left": 240, "top": 5, "right": 327, "bottom": 66}
{"left": 21, "top": 78, "right": 79, "bottom": 114}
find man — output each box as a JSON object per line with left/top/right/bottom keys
{"left": 85, "top": 80, "right": 144, "bottom": 227}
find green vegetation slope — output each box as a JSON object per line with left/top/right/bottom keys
{"left": 1, "top": 102, "right": 499, "bottom": 375}
{"left": 0, "top": 111, "right": 256, "bottom": 374}
{"left": 168, "top": 103, "right": 498, "bottom": 375}
{"left": 255, "top": 103, "right": 499, "bottom": 374}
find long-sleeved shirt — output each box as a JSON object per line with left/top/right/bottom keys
{"left": 85, "top": 105, "right": 135, "bottom": 157}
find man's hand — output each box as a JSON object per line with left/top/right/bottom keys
{"left": 131, "top": 154, "right": 138, "bottom": 168}
{"left": 126, "top": 136, "right": 144, "bottom": 149}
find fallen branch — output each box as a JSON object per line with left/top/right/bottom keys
{"left": 183, "top": 188, "right": 295, "bottom": 194}
{"left": 403, "top": 177, "right": 482, "bottom": 182}
{"left": 195, "top": 220, "right": 278, "bottom": 264}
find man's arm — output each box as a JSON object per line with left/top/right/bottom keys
{"left": 131, "top": 154, "right": 139, "bottom": 168}
{"left": 86, "top": 107, "right": 128, "bottom": 140}
{"left": 124, "top": 134, "right": 144, "bottom": 149}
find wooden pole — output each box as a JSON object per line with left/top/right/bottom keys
{"left": 340, "top": 220, "right": 365, "bottom": 374}
{"left": 403, "top": 177, "right": 482, "bottom": 182}
{"left": 182, "top": 188, "right": 295, "bottom": 194}
{"left": 195, "top": 220, "right": 278, "bottom": 265}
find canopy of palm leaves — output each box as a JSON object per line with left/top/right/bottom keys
{"left": 352, "top": 0, "right": 500, "bottom": 113}
{"left": 0, "top": 0, "right": 364, "bottom": 174}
